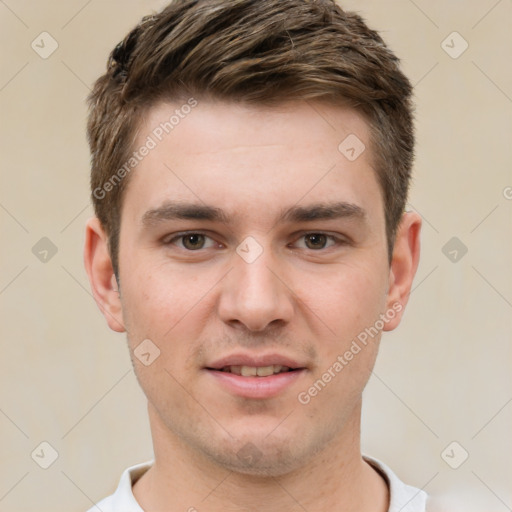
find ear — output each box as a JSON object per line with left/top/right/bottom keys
{"left": 84, "top": 217, "right": 126, "bottom": 333}
{"left": 382, "top": 211, "right": 422, "bottom": 331}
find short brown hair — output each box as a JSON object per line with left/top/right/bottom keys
{"left": 87, "top": 0, "right": 414, "bottom": 278}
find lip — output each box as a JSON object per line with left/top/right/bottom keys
{"left": 206, "top": 352, "right": 306, "bottom": 370}
{"left": 204, "top": 352, "right": 308, "bottom": 400}
{"left": 205, "top": 368, "right": 307, "bottom": 399}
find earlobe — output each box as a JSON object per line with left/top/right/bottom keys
{"left": 83, "top": 217, "right": 126, "bottom": 333}
{"left": 382, "top": 211, "right": 422, "bottom": 331}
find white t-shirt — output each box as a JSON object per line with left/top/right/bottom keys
{"left": 87, "top": 456, "right": 428, "bottom": 512}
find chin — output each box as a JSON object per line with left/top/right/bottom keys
{"left": 197, "top": 427, "right": 328, "bottom": 478}
{"left": 206, "top": 443, "right": 306, "bottom": 478}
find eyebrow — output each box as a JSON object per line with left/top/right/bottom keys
{"left": 140, "top": 200, "right": 367, "bottom": 227}
{"left": 279, "top": 202, "right": 366, "bottom": 223}
{"left": 141, "top": 202, "right": 230, "bottom": 226}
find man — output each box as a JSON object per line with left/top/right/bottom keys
{"left": 84, "top": 0, "right": 424, "bottom": 510}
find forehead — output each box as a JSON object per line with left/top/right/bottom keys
{"left": 140, "top": 98, "right": 371, "bottom": 157}
{"left": 121, "top": 99, "right": 383, "bottom": 229}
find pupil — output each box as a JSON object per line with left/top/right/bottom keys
{"left": 306, "top": 234, "right": 326, "bottom": 249}
{"left": 184, "top": 234, "right": 204, "bottom": 250}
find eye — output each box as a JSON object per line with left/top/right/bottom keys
{"left": 294, "top": 233, "right": 339, "bottom": 250}
{"left": 165, "top": 232, "right": 217, "bottom": 251}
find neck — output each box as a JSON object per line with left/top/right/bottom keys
{"left": 133, "top": 402, "right": 389, "bottom": 512}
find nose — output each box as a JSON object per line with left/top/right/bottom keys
{"left": 217, "top": 244, "right": 294, "bottom": 332}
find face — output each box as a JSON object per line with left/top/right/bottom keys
{"left": 89, "top": 99, "right": 416, "bottom": 477}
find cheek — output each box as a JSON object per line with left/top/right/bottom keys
{"left": 119, "top": 266, "right": 215, "bottom": 372}
{"left": 295, "top": 268, "right": 386, "bottom": 415}
{"left": 120, "top": 262, "right": 200, "bottom": 328}
{"left": 295, "top": 261, "right": 388, "bottom": 342}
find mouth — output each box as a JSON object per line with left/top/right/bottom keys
{"left": 208, "top": 365, "right": 299, "bottom": 377}
{"left": 204, "top": 354, "right": 307, "bottom": 399}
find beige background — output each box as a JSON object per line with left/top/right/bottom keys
{"left": 1, "top": 1, "right": 511, "bottom": 511}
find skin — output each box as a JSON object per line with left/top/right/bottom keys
{"left": 84, "top": 99, "right": 421, "bottom": 511}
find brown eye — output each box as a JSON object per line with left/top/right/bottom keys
{"left": 163, "top": 232, "right": 218, "bottom": 252}
{"left": 181, "top": 234, "right": 206, "bottom": 250}
{"left": 304, "top": 233, "right": 328, "bottom": 250}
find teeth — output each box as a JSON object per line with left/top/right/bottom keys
{"left": 222, "top": 365, "right": 290, "bottom": 376}
{"left": 256, "top": 365, "right": 274, "bottom": 377}
{"left": 241, "top": 365, "right": 257, "bottom": 377}
{"left": 230, "top": 365, "right": 241, "bottom": 375}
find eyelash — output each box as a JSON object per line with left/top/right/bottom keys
{"left": 163, "top": 231, "right": 347, "bottom": 251}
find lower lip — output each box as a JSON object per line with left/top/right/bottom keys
{"left": 205, "top": 369, "right": 306, "bottom": 399}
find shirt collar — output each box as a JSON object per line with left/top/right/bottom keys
{"left": 101, "top": 456, "right": 427, "bottom": 512}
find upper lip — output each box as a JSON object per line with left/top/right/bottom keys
{"left": 206, "top": 353, "right": 307, "bottom": 370}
